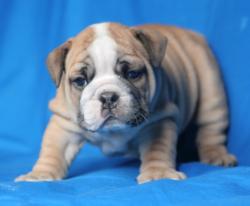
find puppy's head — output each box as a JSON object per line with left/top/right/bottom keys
{"left": 47, "top": 23, "right": 167, "bottom": 132}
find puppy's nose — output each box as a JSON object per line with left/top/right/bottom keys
{"left": 99, "top": 92, "right": 119, "bottom": 109}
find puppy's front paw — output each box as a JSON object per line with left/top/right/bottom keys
{"left": 15, "top": 170, "right": 64, "bottom": 182}
{"left": 199, "top": 145, "right": 237, "bottom": 167}
{"left": 137, "top": 167, "right": 186, "bottom": 184}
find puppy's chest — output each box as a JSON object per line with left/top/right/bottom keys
{"left": 85, "top": 129, "right": 141, "bottom": 157}
{"left": 84, "top": 108, "right": 179, "bottom": 156}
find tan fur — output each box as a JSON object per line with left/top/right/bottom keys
{"left": 15, "top": 23, "right": 237, "bottom": 183}
{"left": 137, "top": 120, "right": 186, "bottom": 183}
{"left": 66, "top": 27, "right": 95, "bottom": 70}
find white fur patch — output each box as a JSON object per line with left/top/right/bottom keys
{"left": 80, "top": 23, "right": 133, "bottom": 131}
{"left": 89, "top": 23, "right": 118, "bottom": 77}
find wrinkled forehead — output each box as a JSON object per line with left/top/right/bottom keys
{"left": 65, "top": 23, "right": 156, "bottom": 102}
{"left": 66, "top": 23, "right": 147, "bottom": 72}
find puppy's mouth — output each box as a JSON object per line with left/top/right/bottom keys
{"left": 102, "top": 115, "right": 120, "bottom": 127}
{"left": 81, "top": 113, "right": 126, "bottom": 133}
{"left": 79, "top": 107, "right": 149, "bottom": 133}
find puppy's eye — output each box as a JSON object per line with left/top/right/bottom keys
{"left": 125, "top": 70, "right": 144, "bottom": 80}
{"left": 71, "top": 76, "right": 87, "bottom": 89}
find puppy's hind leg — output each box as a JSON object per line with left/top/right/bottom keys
{"left": 194, "top": 42, "right": 237, "bottom": 167}
{"left": 197, "top": 120, "right": 237, "bottom": 167}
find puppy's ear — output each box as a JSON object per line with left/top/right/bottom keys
{"left": 46, "top": 39, "right": 72, "bottom": 87}
{"left": 131, "top": 27, "right": 167, "bottom": 67}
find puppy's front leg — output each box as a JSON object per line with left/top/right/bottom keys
{"left": 15, "top": 115, "right": 84, "bottom": 182}
{"left": 137, "top": 120, "right": 186, "bottom": 184}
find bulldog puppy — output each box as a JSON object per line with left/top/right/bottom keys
{"left": 16, "top": 22, "right": 237, "bottom": 184}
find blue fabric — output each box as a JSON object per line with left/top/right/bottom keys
{"left": 0, "top": 0, "right": 250, "bottom": 205}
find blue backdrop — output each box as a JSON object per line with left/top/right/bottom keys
{"left": 0, "top": 0, "right": 250, "bottom": 205}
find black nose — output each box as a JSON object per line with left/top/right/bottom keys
{"left": 99, "top": 92, "right": 119, "bottom": 109}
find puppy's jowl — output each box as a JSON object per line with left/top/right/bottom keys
{"left": 16, "top": 23, "right": 237, "bottom": 184}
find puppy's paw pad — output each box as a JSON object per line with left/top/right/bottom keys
{"left": 15, "top": 171, "right": 62, "bottom": 182}
{"left": 137, "top": 167, "right": 186, "bottom": 184}
{"left": 200, "top": 146, "right": 237, "bottom": 167}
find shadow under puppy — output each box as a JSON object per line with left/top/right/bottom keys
{"left": 16, "top": 22, "right": 237, "bottom": 184}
